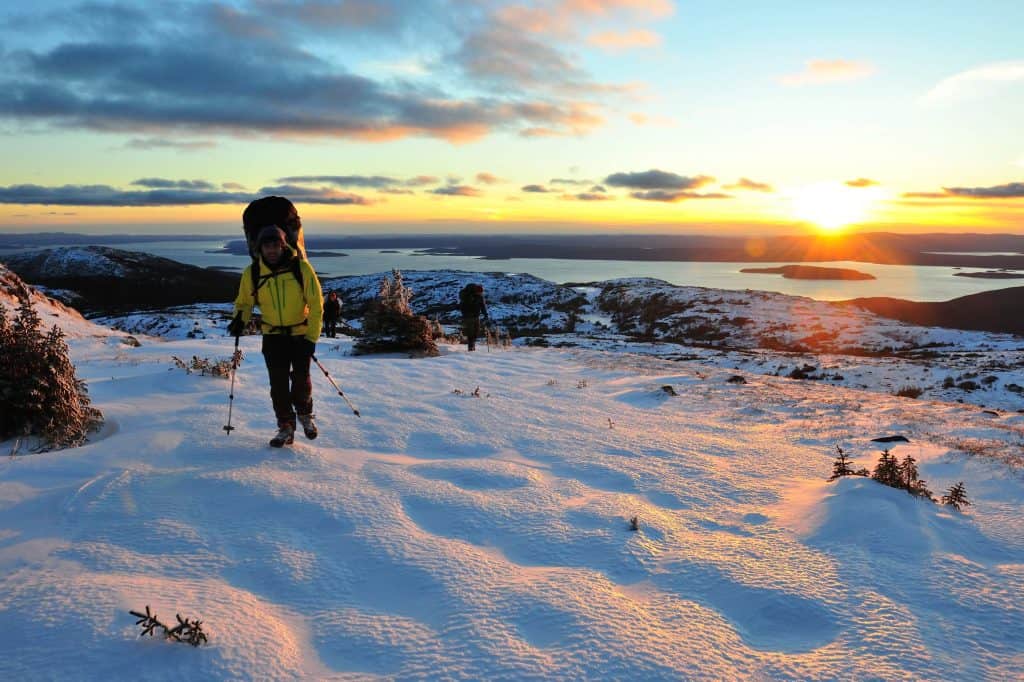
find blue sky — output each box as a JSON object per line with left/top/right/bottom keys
{"left": 0, "top": 1, "right": 1021, "bottom": 234}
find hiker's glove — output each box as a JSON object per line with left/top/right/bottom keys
{"left": 227, "top": 313, "right": 245, "bottom": 337}
{"left": 301, "top": 338, "right": 316, "bottom": 358}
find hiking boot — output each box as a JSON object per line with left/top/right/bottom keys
{"left": 297, "top": 413, "right": 318, "bottom": 440}
{"left": 269, "top": 424, "right": 295, "bottom": 448}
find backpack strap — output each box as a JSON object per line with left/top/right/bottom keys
{"left": 250, "top": 255, "right": 306, "bottom": 305}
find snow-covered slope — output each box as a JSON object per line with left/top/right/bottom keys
{"left": 0, "top": 262, "right": 122, "bottom": 343}
{"left": 0, "top": 324, "right": 1021, "bottom": 679}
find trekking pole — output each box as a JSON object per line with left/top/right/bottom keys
{"left": 311, "top": 355, "right": 361, "bottom": 417}
{"left": 223, "top": 335, "right": 241, "bottom": 434}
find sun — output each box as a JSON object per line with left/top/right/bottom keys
{"left": 790, "top": 182, "right": 879, "bottom": 233}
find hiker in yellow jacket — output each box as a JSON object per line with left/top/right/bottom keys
{"left": 228, "top": 225, "right": 324, "bottom": 447}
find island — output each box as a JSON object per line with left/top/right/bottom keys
{"left": 740, "top": 264, "right": 875, "bottom": 280}
{"left": 953, "top": 271, "right": 1024, "bottom": 279}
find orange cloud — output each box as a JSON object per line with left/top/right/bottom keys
{"left": 498, "top": 0, "right": 673, "bottom": 35}
{"left": 629, "top": 112, "right": 677, "bottom": 127}
{"left": 780, "top": 59, "right": 875, "bottom": 86}
{"left": 476, "top": 172, "right": 504, "bottom": 185}
{"left": 588, "top": 29, "right": 661, "bottom": 51}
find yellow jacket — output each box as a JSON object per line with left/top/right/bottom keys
{"left": 234, "top": 251, "right": 323, "bottom": 342}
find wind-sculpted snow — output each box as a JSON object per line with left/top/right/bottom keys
{"left": 0, "top": 316, "right": 1022, "bottom": 679}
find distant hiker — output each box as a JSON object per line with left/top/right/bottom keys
{"left": 228, "top": 208, "right": 324, "bottom": 448}
{"left": 458, "top": 283, "right": 488, "bottom": 352}
{"left": 323, "top": 291, "right": 342, "bottom": 338}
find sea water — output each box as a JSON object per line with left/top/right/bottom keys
{"left": 1, "top": 239, "right": 1020, "bottom": 302}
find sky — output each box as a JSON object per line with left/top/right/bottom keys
{"left": 0, "top": 0, "right": 1022, "bottom": 235}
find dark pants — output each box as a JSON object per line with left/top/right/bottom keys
{"left": 324, "top": 317, "right": 339, "bottom": 338}
{"left": 462, "top": 316, "right": 481, "bottom": 351}
{"left": 262, "top": 334, "right": 313, "bottom": 428}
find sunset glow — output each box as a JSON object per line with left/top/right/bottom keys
{"left": 790, "top": 183, "right": 882, "bottom": 233}
{"left": 0, "top": 1, "right": 1020, "bottom": 235}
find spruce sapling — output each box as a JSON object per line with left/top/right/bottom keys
{"left": 941, "top": 482, "right": 971, "bottom": 511}
{"left": 828, "top": 445, "right": 856, "bottom": 481}
{"left": 871, "top": 449, "right": 901, "bottom": 488}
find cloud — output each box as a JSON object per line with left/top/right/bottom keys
{"left": 845, "top": 178, "right": 878, "bottom": 188}
{"left": 378, "top": 188, "right": 415, "bottom": 195}
{"left": 222, "top": 182, "right": 246, "bottom": 190}
{"left": 449, "top": 23, "right": 586, "bottom": 91}
{"left": 587, "top": 29, "right": 661, "bottom": 52}
{"left": 0, "top": 183, "right": 253, "bottom": 206}
{"left": 901, "top": 192, "right": 947, "bottom": 199}
{"left": 277, "top": 175, "right": 401, "bottom": 188}
{"left": 923, "top": 61, "right": 1024, "bottom": 105}
{"left": 521, "top": 184, "right": 551, "bottom": 193}
{"left": 630, "top": 190, "right": 730, "bottom": 202}
{"left": 257, "top": 184, "right": 373, "bottom": 204}
{"left": 605, "top": 169, "right": 714, "bottom": 190}
{"left": 131, "top": 178, "right": 217, "bottom": 190}
{"left": 780, "top": 59, "right": 875, "bottom": 86}
{"left": 902, "top": 182, "right": 1024, "bottom": 199}
{"left": 724, "top": 177, "right": 773, "bottom": 192}
{"left": 476, "top": 172, "right": 503, "bottom": 185}
{"left": 497, "top": 0, "right": 674, "bottom": 35}
{"left": 0, "top": 178, "right": 375, "bottom": 207}
{"left": 628, "top": 112, "right": 676, "bottom": 127}
{"left": 406, "top": 175, "right": 440, "bottom": 186}
{"left": 430, "top": 185, "right": 483, "bottom": 197}
{"left": 124, "top": 137, "right": 216, "bottom": 151}
{"left": 550, "top": 178, "right": 592, "bottom": 186}
{"left": 561, "top": 192, "right": 612, "bottom": 201}
{"left": 0, "top": 3, "right": 615, "bottom": 143}
{"left": 945, "top": 182, "right": 1024, "bottom": 198}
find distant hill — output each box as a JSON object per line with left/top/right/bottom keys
{"left": 841, "top": 287, "right": 1024, "bottom": 336}
{"left": 1, "top": 246, "right": 238, "bottom": 313}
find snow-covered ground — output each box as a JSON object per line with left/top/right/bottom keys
{"left": 94, "top": 269, "right": 1024, "bottom": 412}
{"left": 1, "top": 280, "right": 1023, "bottom": 680}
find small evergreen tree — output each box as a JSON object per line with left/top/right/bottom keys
{"left": 898, "top": 454, "right": 934, "bottom": 500}
{"left": 941, "top": 482, "right": 971, "bottom": 511}
{"left": 0, "top": 306, "right": 15, "bottom": 437}
{"left": 871, "top": 449, "right": 901, "bottom": 488}
{"left": 354, "top": 270, "right": 438, "bottom": 356}
{"left": 828, "top": 445, "right": 856, "bottom": 481}
{"left": 0, "top": 298, "right": 102, "bottom": 450}
{"left": 897, "top": 454, "right": 916, "bottom": 489}
{"left": 36, "top": 325, "right": 102, "bottom": 447}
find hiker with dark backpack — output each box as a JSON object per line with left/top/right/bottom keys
{"left": 458, "top": 283, "right": 488, "bottom": 352}
{"left": 323, "top": 291, "right": 342, "bottom": 338}
{"left": 227, "top": 197, "right": 324, "bottom": 447}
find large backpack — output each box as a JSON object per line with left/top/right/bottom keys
{"left": 242, "top": 196, "right": 307, "bottom": 305}
{"left": 459, "top": 283, "right": 482, "bottom": 316}
{"left": 242, "top": 196, "right": 306, "bottom": 260}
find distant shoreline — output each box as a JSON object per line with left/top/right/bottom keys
{"left": 5, "top": 231, "right": 1024, "bottom": 269}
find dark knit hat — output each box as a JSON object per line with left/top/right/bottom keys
{"left": 256, "top": 225, "right": 287, "bottom": 246}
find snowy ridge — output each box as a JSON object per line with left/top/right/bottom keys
{"left": 0, "top": 326, "right": 1021, "bottom": 679}
{"left": 0, "top": 262, "right": 115, "bottom": 340}
{"left": 93, "top": 268, "right": 1024, "bottom": 412}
